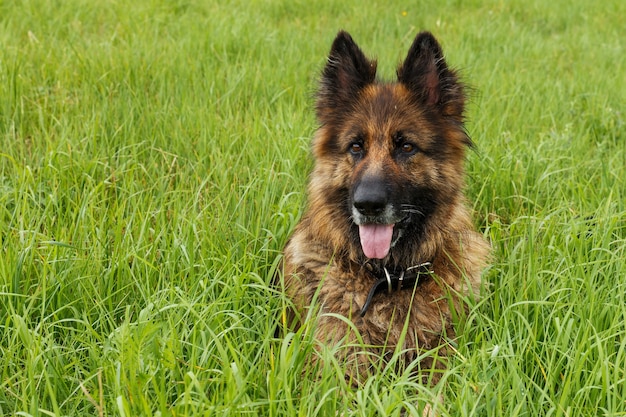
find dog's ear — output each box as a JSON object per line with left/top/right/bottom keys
{"left": 316, "top": 31, "right": 377, "bottom": 123}
{"left": 397, "top": 32, "right": 465, "bottom": 119}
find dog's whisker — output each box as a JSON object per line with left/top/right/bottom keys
{"left": 400, "top": 204, "right": 424, "bottom": 216}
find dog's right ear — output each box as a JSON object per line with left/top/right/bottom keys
{"left": 397, "top": 32, "right": 465, "bottom": 120}
{"left": 316, "top": 31, "right": 377, "bottom": 123}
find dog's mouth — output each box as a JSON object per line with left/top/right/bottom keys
{"left": 358, "top": 224, "right": 394, "bottom": 259}
{"left": 357, "top": 216, "right": 409, "bottom": 259}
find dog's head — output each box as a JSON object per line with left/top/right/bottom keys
{"left": 309, "top": 31, "right": 471, "bottom": 261}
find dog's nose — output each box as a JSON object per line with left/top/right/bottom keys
{"left": 353, "top": 178, "right": 389, "bottom": 217}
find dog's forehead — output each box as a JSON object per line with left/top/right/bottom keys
{"left": 360, "top": 84, "right": 405, "bottom": 113}
{"left": 351, "top": 83, "right": 425, "bottom": 134}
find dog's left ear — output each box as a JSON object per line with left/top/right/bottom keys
{"left": 316, "top": 31, "right": 377, "bottom": 124}
{"left": 397, "top": 32, "right": 465, "bottom": 119}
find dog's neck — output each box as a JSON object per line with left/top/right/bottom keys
{"left": 359, "top": 261, "right": 434, "bottom": 317}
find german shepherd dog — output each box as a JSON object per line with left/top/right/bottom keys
{"left": 281, "top": 31, "right": 489, "bottom": 382}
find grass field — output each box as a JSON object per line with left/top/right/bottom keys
{"left": 1, "top": 0, "right": 625, "bottom": 415}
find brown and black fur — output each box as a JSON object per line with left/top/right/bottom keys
{"left": 281, "top": 31, "right": 490, "bottom": 383}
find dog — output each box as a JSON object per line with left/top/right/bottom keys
{"left": 280, "top": 30, "right": 490, "bottom": 383}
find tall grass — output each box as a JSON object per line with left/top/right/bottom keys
{"left": 1, "top": 0, "right": 624, "bottom": 415}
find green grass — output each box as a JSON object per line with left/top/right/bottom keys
{"left": 1, "top": 0, "right": 625, "bottom": 415}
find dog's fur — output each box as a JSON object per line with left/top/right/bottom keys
{"left": 281, "top": 31, "right": 489, "bottom": 382}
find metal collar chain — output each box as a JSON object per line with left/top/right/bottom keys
{"left": 360, "top": 262, "right": 433, "bottom": 317}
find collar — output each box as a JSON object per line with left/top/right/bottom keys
{"left": 360, "top": 262, "right": 434, "bottom": 317}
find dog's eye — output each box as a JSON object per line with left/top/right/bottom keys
{"left": 401, "top": 143, "right": 415, "bottom": 154}
{"left": 393, "top": 132, "right": 417, "bottom": 155}
{"left": 349, "top": 142, "right": 364, "bottom": 154}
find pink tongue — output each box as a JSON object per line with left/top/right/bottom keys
{"left": 358, "top": 224, "right": 394, "bottom": 259}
